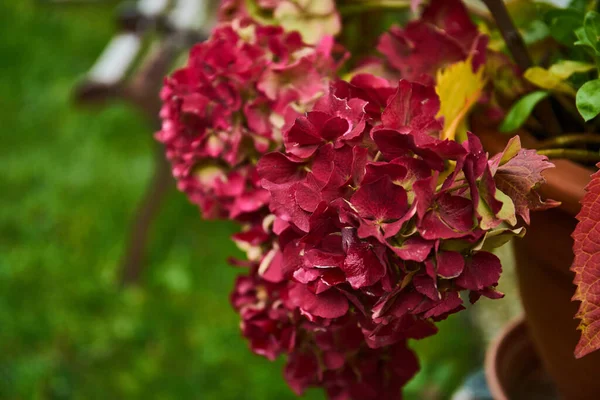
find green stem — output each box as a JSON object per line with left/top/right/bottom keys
{"left": 538, "top": 134, "right": 600, "bottom": 149}
{"left": 537, "top": 148, "right": 600, "bottom": 162}
{"left": 338, "top": 0, "right": 410, "bottom": 16}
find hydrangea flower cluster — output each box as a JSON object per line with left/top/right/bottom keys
{"left": 219, "top": 0, "right": 341, "bottom": 44}
{"left": 256, "top": 75, "right": 535, "bottom": 346}
{"left": 231, "top": 269, "right": 419, "bottom": 399}
{"left": 157, "top": 0, "right": 556, "bottom": 398}
{"left": 377, "top": 0, "right": 488, "bottom": 84}
{"left": 156, "top": 19, "right": 339, "bottom": 220}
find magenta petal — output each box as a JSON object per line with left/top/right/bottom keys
{"left": 289, "top": 283, "right": 349, "bottom": 319}
{"left": 350, "top": 176, "right": 408, "bottom": 221}
{"left": 284, "top": 351, "right": 319, "bottom": 396}
{"left": 230, "top": 189, "right": 270, "bottom": 217}
{"left": 285, "top": 115, "right": 322, "bottom": 146}
{"left": 261, "top": 250, "right": 285, "bottom": 283}
{"left": 413, "top": 274, "right": 440, "bottom": 300}
{"left": 372, "top": 128, "right": 417, "bottom": 161}
{"left": 293, "top": 267, "right": 322, "bottom": 284}
{"left": 381, "top": 80, "right": 440, "bottom": 130}
{"left": 342, "top": 243, "right": 387, "bottom": 289}
{"left": 295, "top": 175, "right": 322, "bottom": 213}
{"left": 419, "top": 194, "right": 474, "bottom": 240}
{"left": 244, "top": 98, "right": 272, "bottom": 136}
{"left": 351, "top": 146, "right": 368, "bottom": 186}
{"left": 323, "top": 351, "right": 346, "bottom": 370}
{"left": 341, "top": 229, "right": 387, "bottom": 289}
{"left": 320, "top": 116, "right": 351, "bottom": 141}
{"left": 257, "top": 152, "right": 305, "bottom": 184}
{"left": 456, "top": 251, "right": 502, "bottom": 291}
{"left": 384, "top": 291, "right": 425, "bottom": 319}
{"left": 363, "top": 162, "right": 408, "bottom": 185}
{"left": 263, "top": 180, "right": 310, "bottom": 232}
{"left": 413, "top": 176, "right": 436, "bottom": 216}
{"left": 423, "top": 291, "right": 464, "bottom": 319}
{"left": 319, "top": 268, "right": 347, "bottom": 289}
{"left": 436, "top": 251, "right": 465, "bottom": 279}
{"left": 390, "top": 236, "right": 434, "bottom": 262}
{"left": 305, "top": 248, "right": 345, "bottom": 269}
{"left": 479, "top": 167, "right": 504, "bottom": 218}
{"left": 469, "top": 287, "right": 505, "bottom": 304}
{"left": 389, "top": 342, "right": 420, "bottom": 384}
{"left": 422, "top": 0, "right": 478, "bottom": 47}
{"left": 436, "top": 194, "right": 474, "bottom": 231}
{"left": 377, "top": 24, "right": 465, "bottom": 82}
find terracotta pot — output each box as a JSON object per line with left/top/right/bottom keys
{"left": 485, "top": 317, "right": 558, "bottom": 400}
{"left": 473, "top": 120, "right": 600, "bottom": 399}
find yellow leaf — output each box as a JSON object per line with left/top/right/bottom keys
{"left": 435, "top": 59, "right": 486, "bottom": 141}
{"left": 524, "top": 66, "right": 577, "bottom": 96}
{"left": 548, "top": 60, "right": 595, "bottom": 80}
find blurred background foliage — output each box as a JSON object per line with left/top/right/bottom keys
{"left": 0, "top": 1, "right": 486, "bottom": 398}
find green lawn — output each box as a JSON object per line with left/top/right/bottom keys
{"left": 0, "top": 2, "right": 482, "bottom": 399}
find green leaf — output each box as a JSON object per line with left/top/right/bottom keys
{"left": 584, "top": 11, "right": 600, "bottom": 50}
{"left": 576, "top": 79, "right": 600, "bottom": 121}
{"left": 575, "top": 26, "right": 595, "bottom": 49}
{"left": 544, "top": 8, "right": 583, "bottom": 46}
{"left": 473, "top": 227, "right": 526, "bottom": 252}
{"left": 499, "top": 91, "right": 549, "bottom": 132}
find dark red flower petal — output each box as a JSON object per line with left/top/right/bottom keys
{"left": 350, "top": 176, "right": 408, "bottom": 221}
{"left": 289, "top": 283, "right": 349, "bottom": 319}
{"left": 436, "top": 250, "right": 465, "bottom": 279}
{"left": 456, "top": 251, "right": 502, "bottom": 291}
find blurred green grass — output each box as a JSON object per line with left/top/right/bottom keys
{"left": 0, "top": 1, "right": 483, "bottom": 399}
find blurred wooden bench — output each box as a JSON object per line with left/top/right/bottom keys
{"left": 73, "top": 0, "right": 213, "bottom": 285}
{"left": 75, "top": 0, "right": 211, "bottom": 119}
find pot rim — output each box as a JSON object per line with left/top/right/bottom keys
{"left": 484, "top": 315, "right": 527, "bottom": 400}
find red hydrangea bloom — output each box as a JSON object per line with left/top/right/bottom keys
{"left": 257, "top": 75, "right": 540, "bottom": 357}
{"left": 156, "top": 5, "right": 555, "bottom": 399}
{"left": 231, "top": 264, "right": 420, "bottom": 400}
{"left": 377, "top": 0, "right": 488, "bottom": 84}
{"left": 157, "top": 20, "right": 339, "bottom": 219}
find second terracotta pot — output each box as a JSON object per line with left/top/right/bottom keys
{"left": 474, "top": 120, "right": 600, "bottom": 399}
{"left": 514, "top": 207, "right": 600, "bottom": 400}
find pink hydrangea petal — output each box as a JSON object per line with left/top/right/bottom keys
{"left": 456, "top": 251, "right": 502, "bottom": 291}
{"left": 350, "top": 176, "right": 408, "bottom": 221}
{"left": 390, "top": 236, "right": 434, "bottom": 262}
{"left": 341, "top": 229, "right": 387, "bottom": 289}
{"left": 436, "top": 250, "right": 465, "bottom": 279}
{"left": 289, "top": 283, "right": 349, "bottom": 319}
{"left": 257, "top": 152, "right": 306, "bottom": 184}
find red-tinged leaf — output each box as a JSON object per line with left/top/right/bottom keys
{"left": 572, "top": 165, "right": 600, "bottom": 358}
{"left": 493, "top": 148, "right": 559, "bottom": 224}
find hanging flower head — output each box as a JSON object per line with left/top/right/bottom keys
{"left": 256, "top": 75, "right": 551, "bottom": 354}
{"left": 155, "top": 0, "right": 558, "bottom": 397}
{"left": 157, "top": 20, "right": 340, "bottom": 220}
